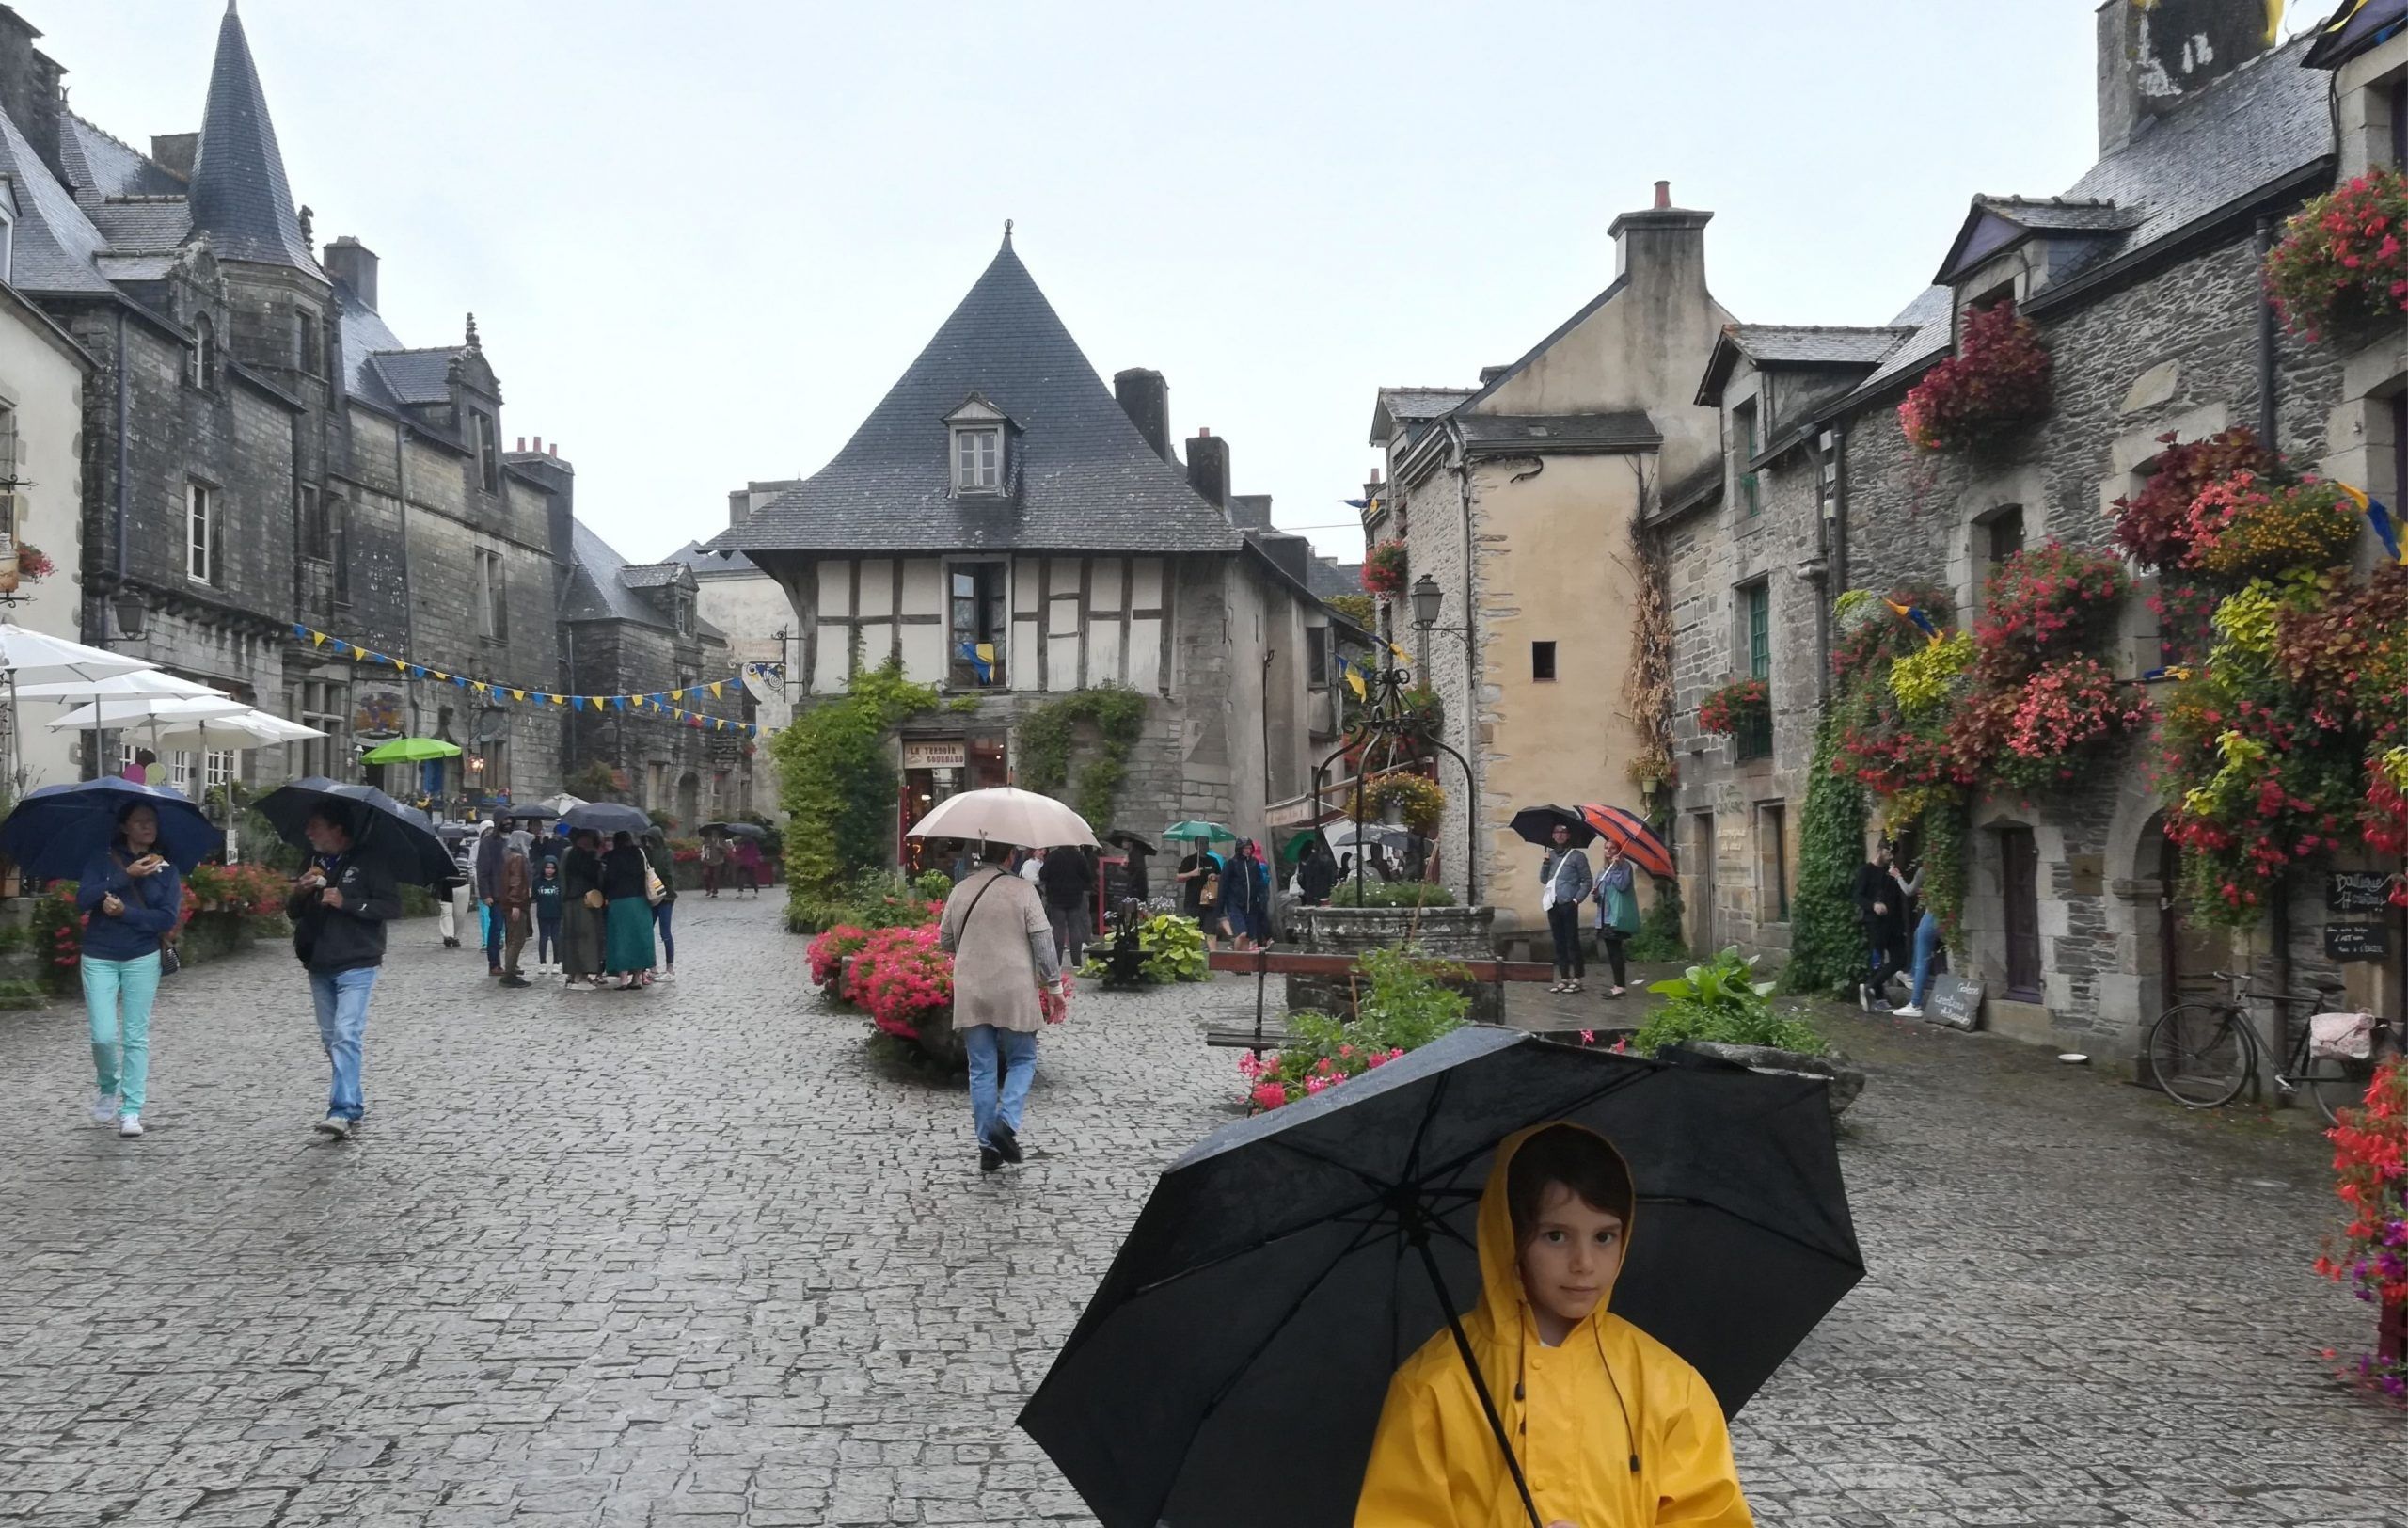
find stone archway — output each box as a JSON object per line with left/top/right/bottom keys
{"left": 2101, "top": 780, "right": 2230, "bottom": 1073}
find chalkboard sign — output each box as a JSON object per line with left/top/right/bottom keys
{"left": 2325, "top": 922, "right": 2390, "bottom": 962}
{"left": 2327, "top": 871, "right": 2394, "bottom": 915}
{"left": 1925, "top": 974, "right": 1984, "bottom": 1030}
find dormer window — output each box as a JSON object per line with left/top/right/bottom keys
{"left": 944, "top": 393, "right": 1011, "bottom": 496}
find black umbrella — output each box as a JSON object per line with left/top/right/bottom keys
{"left": 0, "top": 778, "right": 224, "bottom": 880}
{"left": 1509, "top": 803, "right": 1597, "bottom": 848}
{"left": 700, "top": 820, "right": 768, "bottom": 840}
{"left": 254, "top": 778, "right": 456, "bottom": 888}
{"left": 561, "top": 801, "right": 653, "bottom": 837}
{"left": 1019, "top": 1027, "right": 1861, "bottom": 1528}
{"left": 1104, "top": 829, "right": 1158, "bottom": 855}
{"left": 507, "top": 803, "right": 562, "bottom": 822}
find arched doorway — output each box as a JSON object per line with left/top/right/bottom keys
{"left": 677, "top": 772, "right": 700, "bottom": 832}
{"left": 2147, "top": 814, "right": 2229, "bottom": 1008}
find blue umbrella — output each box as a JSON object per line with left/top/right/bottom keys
{"left": 0, "top": 777, "right": 224, "bottom": 881}
{"left": 253, "top": 777, "right": 455, "bottom": 888}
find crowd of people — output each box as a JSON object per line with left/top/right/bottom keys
{"left": 441, "top": 817, "right": 688, "bottom": 992}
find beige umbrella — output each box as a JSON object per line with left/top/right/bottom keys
{"left": 907, "top": 786, "right": 1098, "bottom": 848}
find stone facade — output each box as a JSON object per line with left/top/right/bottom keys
{"left": 1650, "top": 8, "right": 2408, "bottom": 1066}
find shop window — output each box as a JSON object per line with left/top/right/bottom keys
{"left": 948, "top": 561, "right": 1008, "bottom": 688}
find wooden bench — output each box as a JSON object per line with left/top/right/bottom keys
{"left": 1198, "top": 947, "right": 1561, "bottom": 1051}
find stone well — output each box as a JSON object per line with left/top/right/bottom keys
{"left": 1287, "top": 904, "right": 1500, "bottom": 1023}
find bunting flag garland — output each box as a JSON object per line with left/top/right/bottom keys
{"left": 287, "top": 624, "right": 783, "bottom": 739}
{"left": 2338, "top": 483, "right": 2404, "bottom": 566}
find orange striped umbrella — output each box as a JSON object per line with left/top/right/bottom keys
{"left": 1576, "top": 804, "right": 1675, "bottom": 879}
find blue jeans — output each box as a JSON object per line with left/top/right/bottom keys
{"left": 483, "top": 902, "right": 505, "bottom": 969}
{"left": 309, "top": 966, "right": 380, "bottom": 1121}
{"left": 654, "top": 901, "right": 675, "bottom": 968}
{"left": 963, "top": 1024, "right": 1038, "bottom": 1150}
{"left": 84, "top": 952, "right": 162, "bottom": 1114}
{"left": 1907, "top": 912, "right": 1942, "bottom": 1007}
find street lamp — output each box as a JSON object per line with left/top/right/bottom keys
{"left": 112, "top": 587, "right": 147, "bottom": 641}
{"left": 1409, "top": 573, "right": 1472, "bottom": 635}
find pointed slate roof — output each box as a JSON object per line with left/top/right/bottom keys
{"left": 711, "top": 238, "right": 1243, "bottom": 557}
{"left": 187, "top": 2, "right": 314, "bottom": 271}
{"left": 563, "top": 521, "right": 726, "bottom": 639}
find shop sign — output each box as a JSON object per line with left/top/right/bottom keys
{"left": 905, "top": 740, "right": 967, "bottom": 770}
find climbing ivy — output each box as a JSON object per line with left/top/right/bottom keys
{"left": 1783, "top": 708, "right": 1870, "bottom": 995}
{"left": 1913, "top": 794, "right": 1968, "bottom": 956}
{"left": 772, "top": 661, "right": 943, "bottom": 931}
{"left": 1016, "top": 686, "right": 1147, "bottom": 831}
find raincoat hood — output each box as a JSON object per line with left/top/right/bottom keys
{"left": 1354, "top": 1122, "right": 1753, "bottom": 1527}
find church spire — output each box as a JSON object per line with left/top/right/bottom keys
{"left": 187, "top": 1, "right": 314, "bottom": 270}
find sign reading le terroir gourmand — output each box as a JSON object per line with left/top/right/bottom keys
{"left": 904, "top": 740, "right": 967, "bottom": 770}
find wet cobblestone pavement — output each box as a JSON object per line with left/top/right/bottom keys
{"left": 0, "top": 897, "right": 2397, "bottom": 1526}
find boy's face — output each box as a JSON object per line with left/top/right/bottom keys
{"left": 1516, "top": 1181, "right": 1625, "bottom": 1331}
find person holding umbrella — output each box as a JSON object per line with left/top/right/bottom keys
{"left": 1592, "top": 840, "right": 1640, "bottom": 999}
{"left": 600, "top": 830, "right": 657, "bottom": 989}
{"left": 73, "top": 802, "right": 184, "bottom": 1138}
{"left": 1539, "top": 821, "right": 1593, "bottom": 995}
{"left": 1354, "top": 1122, "right": 1753, "bottom": 1524}
{"left": 939, "top": 838, "right": 1064, "bottom": 1173}
{"left": 700, "top": 830, "right": 728, "bottom": 899}
{"left": 287, "top": 804, "right": 403, "bottom": 1140}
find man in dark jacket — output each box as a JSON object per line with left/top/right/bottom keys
{"left": 289, "top": 805, "right": 403, "bottom": 1139}
{"left": 1038, "top": 844, "right": 1096, "bottom": 965}
{"left": 1851, "top": 842, "right": 1909, "bottom": 1012}
{"left": 475, "top": 819, "right": 513, "bottom": 978}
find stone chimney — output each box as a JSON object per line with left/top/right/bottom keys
{"left": 324, "top": 236, "right": 379, "bottom": 310}
{"left": 1608, "top": 181, "right": 1714, "bottom": 292}
{"left": 1228, "top": 493, "right": 1274, "bottom": 532}
{"left": 2096, "top": 0, "right": 2274, "bottom": 154}
{"left": 0, "top": 10, "right": 69, "bottom": 187}
{"left": 727, "top": 478, "right": 804, "bottom": 530}
{"left": 1185, "top": 427, "right": 1229, "bottom": 509}
{"left": 150, "top": 133, "right": 198, "bottom": 183}
{"left": 1114, "top": 368, "right": 1172, "bottom": 462}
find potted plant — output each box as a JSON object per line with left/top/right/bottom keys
{"left": 2266, "top": 167, "right": 2408, "bottom": 343}
{"left": 1362, "top": 539, "right": 1409, "bottom": 597}
{"left": 1697, "top": 676, "right": 1769, "bottom": 739}
{"left": 1639, "top": 947, "right": 1866, "bottom": 1114}
{"left": 1897, "top": 302, "right": 2053, "bottom": 454}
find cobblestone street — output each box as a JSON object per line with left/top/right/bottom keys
{"left": 0, "top": 897, "right": 2399, "bottom": 1527}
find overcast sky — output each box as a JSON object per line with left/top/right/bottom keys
{"left": 33, "top": 2, "right": 2327, "bottom": 565}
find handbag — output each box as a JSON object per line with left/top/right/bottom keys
{"left": 583, "top": 889, "right": 606, "bottom": 911}
{"left": 644, "top": 864, "right": 667, "bottom": 906}
{"left": 114, "top": 851, "right": 181, "bottom": 976}
{"left": 1199, "top": 872, "right": 1221, "bottom": 907}
{"left": 2309, "top": 1011, "right": 2378, "bottom": 1060}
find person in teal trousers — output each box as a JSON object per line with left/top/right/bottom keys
{"left": 74, "top": 803, "right": 182, "bottom": 1138}
{"left": 1592, "top": 839, "right": 1641, "bottom": 998}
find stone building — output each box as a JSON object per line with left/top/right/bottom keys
{"left": 1365, "top": 186, "right": 1732, "bottom": 927}
{"left": 562, "top": 522, "right": 749, "bottom": 831}
{"left": 0, "top": 3, "right": 608, "bottom": 813}
{"left": 705, "top": 231, "right": 1344, "bottom": 855}
{"left": 1655, "top": 0, "right": 2407, "bottom": 1062}
{"left": 0, "top": 271, "right": 93, "bottom": 796}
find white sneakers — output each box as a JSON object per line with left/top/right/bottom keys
{"left": 89, "top": 1090, "right": 118, "bottom": 1124}
{"left": 1893, "top": 1003, "right": 1925, "bottom": 1019}
{"left": 118, "top": 1114, "right": 143, "bottom": 1138}
{"left": 313, "top": 1116, "right": 354, "bottom": 1140}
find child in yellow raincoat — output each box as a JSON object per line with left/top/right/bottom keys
{"left": 1354, "top": 1122, "right": 1754, "bottom": 1527}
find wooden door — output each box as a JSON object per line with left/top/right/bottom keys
{"left": 2000, "top": 826, "right": 2042, "bottom": 1001}
{"left": 1689, "top": 812, "right": 1716, "bottom": 953}
{"left": 2158, "top": 827, "right": 2229, "bottom": 1001}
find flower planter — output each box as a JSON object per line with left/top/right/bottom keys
{"left": 1287, "top": 904, "right": 1498, "bottom": 1024}
{"left": 1673, "top": 1039, "right": 1867, "bottom": 1117}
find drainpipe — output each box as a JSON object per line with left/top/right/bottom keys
{"left": 1260, "top": 648, "right": 1275, "bottom": 807}
{"left": 94, "top": 310, "right": 130, "bottom": 780}
{"left": 1448, "top": 421, "right": 1483, "bottom": 908}
{"left": 2255, "top": 217, "right": 2280, "bottom": 448}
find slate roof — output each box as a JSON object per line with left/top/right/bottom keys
{"left": 65, "top": 117, "right": 185, "bottom": 199}
{"left": 618, "top": 564, "right": 685, "bottom": 590}
{"left": 187, "top": 4, "right": 315, "bottom": 270}
{"left": 665, "top": 539, "right": 761, "bottom": 576}
{"left": 1457, "top": 412, "right": 1660, "bottom": 450}
{"left": 1307, "top": 556, "right": 1363, "bottom": 601}
{"left": 1724, "top": 325, "right": 1915, "bottom": 366}
{"left": 563, "top": 521, "right": 724, "bottom": 639}
{"left": 90, "top": 199, "right": 193, "bottom": 252}
{"left": 334, "top": 283, "right": 409, "bottom": 403}
{"left": 1843, "top": 286, "right": 1955, "bottom": 399}
{"left": 1971, "top": 196, "right": 2139, "bottom": 233}
{"left": 362, "top": 349, "right": 459, "bottom": 406}
{"left": 710, "top": 239, "right": 1244, "bottom": 558}
{"left": 1367, "top": 386, "right": 1478, "bottom": 443}
{"left": 0, "top": 102, "right": 114, "bottom": 295}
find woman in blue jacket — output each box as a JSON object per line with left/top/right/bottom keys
{"left": 74, "top": 803, "right": 183, "bottom": 1138}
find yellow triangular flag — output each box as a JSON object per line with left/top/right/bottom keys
{"left": 709, "top": 682, "right": 724, "bottom": 699}
{"left": 511, "top": 689, "right": 527, "bottom": 703}
{"left": 311, "top": 629, "right": 328, "bottom": 647}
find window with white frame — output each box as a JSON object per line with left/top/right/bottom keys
{"left": 0, "top": 187, "right": 16, "bottom": 285}
{"left": 0, "top": 402, "right": 17, "bottom": 542}
{"left": 956, "top": 427, "right": 1001, "bottom": 491}
{"left": 186, "top": 482, "right": 215, "bottom": 583}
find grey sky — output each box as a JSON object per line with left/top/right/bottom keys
{"left": 33, "top": 2, "right": 2326, "bottom": 565}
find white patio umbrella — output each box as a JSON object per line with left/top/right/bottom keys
{"left": 48, "top": 694, "right": 254, "bottom": 731}
{"left": 906, "top": 786, "right": 1098, "bottom": 849}
{"left": 147, "top": 708, "right": 325, "bottom": 750}
{"left": 0, "top": 624, "right": 152, "bottom": 685}
{"left": 11, "top": 670, "right": 219, "bottom": 702}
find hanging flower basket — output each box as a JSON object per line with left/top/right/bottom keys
{"left": 1897, "top": 303, "right": 2053, "bottom": 455}
{"left": 1362, "top": 539, "right": 1409, "bottom": 597}
{"left": 1972, "top": 542, "right": 2128, "bottom": 680}
{"left": 1345, "top": 772, "right": 1444, "bottom": 835}
{"left": 1697, "top": 677, "right": 1769, "bottom": 739}
{"left": 2185, "top": 475, "right": 2359, "bottom": 581}
{"left": 1988, "top": 656, "right": 2148, "bottom": 791}
{"left": 2265, "top": 167, "right": 2408, "bottom": 343}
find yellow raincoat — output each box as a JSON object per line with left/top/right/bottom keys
{"left": 1354, "top": 1123, "right": 1754, "bottom": 1527}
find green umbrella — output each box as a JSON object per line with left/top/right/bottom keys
{"left": 1164, "top": 820, "right": 1236, "bottom": 841}
{"left": 360, "top": 736, "right": 462, "bottom": 764}
{"left": 1278, "top": 829, "right": 1323, "bottom": 863}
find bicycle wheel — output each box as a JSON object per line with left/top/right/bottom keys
{"left": 2301, "top": 1052, "right": 2378, "bottom": 1127}
{"left": 2147, "top": 1003, "right": 2252, "bottom": 1107}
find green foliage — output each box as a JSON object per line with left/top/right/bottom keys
{"left": 1352, "top": 945, "right": 1471, "bottom": 1049}
{"left": 1017, "top": 687, "right": 1147, "bottom": 830}
{"left": 1914, "top": 795, "right": 1968, "bottom": 955}
{"left": 1326, "top": 593, "right": 1375, "bottom": 629}
{"left": 1625, "top": 876, "right": 1686, "bottom": 963}
{"left": 0, "top": 977, "right": 45, "bottom": 1011}
{"left": 563, "top": 761, "right": 627, "bottom": 801}
{"left": 1639, "top": 947, "right": 1827, "bottom": 1056}
{"left": 1785, "top": 708, "right": 1869, "bottom": 995}
{"left": 1329, "top": 880, "right": 1456, "bottom": 908}
{"left": 912, "top": 869, "right": 954, "bottom": 903}
{"left": 795, "top": 868, "right": 943, "bottom": 934}
{"left": 1080, "top": 913, "right": 1210, "bottom": 984}
{"left": 1246, "top": 947, "right": 1469, "bottom": 1106}
{"left": 773, "top": 661, "right": 943, "bottom": 930}
{"left": 646, "top": 807, "right": 679, "bottom": 834}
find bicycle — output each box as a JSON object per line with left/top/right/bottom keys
{"left": 2146, "top": 969, "right": 2398, "bottom": 1126}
